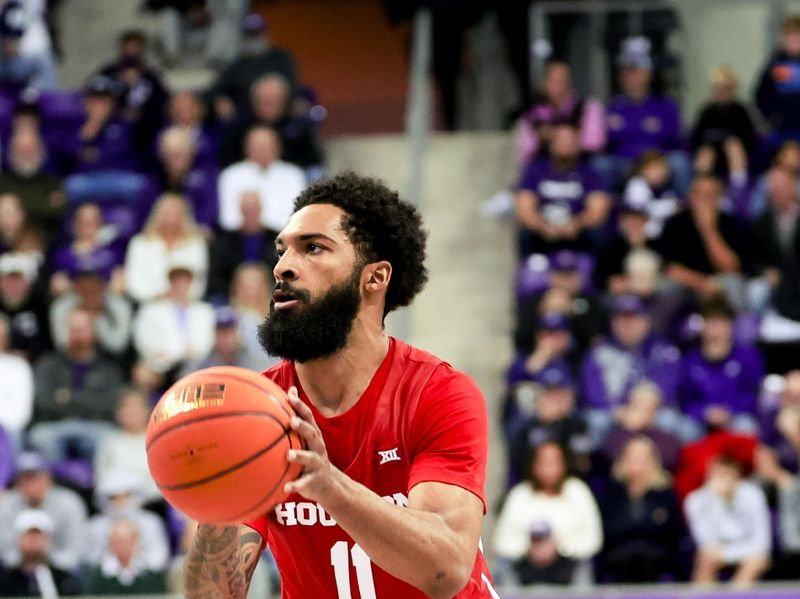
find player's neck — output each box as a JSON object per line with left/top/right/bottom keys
{"left": 295, "top": 321, "right": 390, "bottom": 417}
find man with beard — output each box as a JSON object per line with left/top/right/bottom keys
{"left": 183, "top": 173, "right": 497, "bottom": 598}
{"left": 515, "top": 122, "right": 611, "bottom": 259}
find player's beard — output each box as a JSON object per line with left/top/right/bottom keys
{"left": 257, "top": 266, "right": 362, "bottom": 363}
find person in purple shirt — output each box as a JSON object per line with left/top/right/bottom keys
{"left": 515, "top": 123, "right": 611, "bottom": 258}
{"left": 594, "top": 37, "right": 691, "bottom": 194}
{"left": 165, "top": 90, "right": 219, "bottom": 171}
{"left": 49, "top": 203, "right": 123, "bottom": 297}
{"left": 580, "top": 294, "right": 681, "bottom": 446}
{"left": 147, "top": 126, "right": 218, "bottom": 231}
{"left": 56, "top": 74, "right": 137, "bottom": 175}
{"left": 678, "top": 295, "right": 764, "bottom": 440}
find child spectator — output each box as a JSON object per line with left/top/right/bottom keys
{"left": 685, "top": 455, "right": 771, "bottom": 587}
{"left": 621, "top": 150, "right": 681, "bottom": 238}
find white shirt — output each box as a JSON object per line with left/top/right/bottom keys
{"left": 124, "top": 234, "right": 208, "bottom": 302}
{"left": 133, "top": 299, "right": 215, "bottom": 373}
{"left": 492, "top": 478, "right": 603, "bottom": 560}
{"left": 94, "top": 431, "right": 161, "bottom": 504}
{"left": 0, "top": 352, "right": 33, "bottom": 434}
{"left": 218, "top": 159, "right": 306, "bottom": 232}
{"left": 624, "top": 176, "right": 681, "bottom": 238}
{"left": 685, "top": 480, "right": 771, "bottom": 564}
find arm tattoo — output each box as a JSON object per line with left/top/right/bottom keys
{"left": 184, "top": 525, "right": 264, "bottom": 599}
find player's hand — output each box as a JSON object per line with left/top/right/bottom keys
{"left": 284, "top": 387, "right": 339, "bottom": 502}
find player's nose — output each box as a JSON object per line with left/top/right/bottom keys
{"left": 273, "top": 252, "right": 298, "bottom": 283}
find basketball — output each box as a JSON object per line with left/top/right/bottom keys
{"left": 146, "top": 366, "right": 304, "bottom": 524}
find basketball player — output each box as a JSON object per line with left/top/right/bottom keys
{"left": 184, "top": 173, "right": 497, "bottom": 598}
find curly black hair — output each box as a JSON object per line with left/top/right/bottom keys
{"left": 293, "top": 172, "right": 429, "bottom": 317}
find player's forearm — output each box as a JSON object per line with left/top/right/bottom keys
{"left": 322, "top": 471, "right": 473, "bottom": 599}
{"left": 184, "top": 525, "right": 259, "bottom": 599}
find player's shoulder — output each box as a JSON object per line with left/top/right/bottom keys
{"left": 395, "top": 338, "right": 483, "bottom": 400}
{"left": 261, "top": 360, "right": 294, "bottom": 389}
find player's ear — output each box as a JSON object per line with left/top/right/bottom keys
{"left": 364, "top": 260, "right": 392, "bottom": 293}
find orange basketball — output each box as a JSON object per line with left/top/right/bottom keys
{"left": 146, "top": 366, "right": 304, "bottom": 524}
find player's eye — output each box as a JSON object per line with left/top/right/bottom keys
{"left": 306, "top": 243, "right": 323, "bottom": 254}
{"left": 275, "top": 248, "right": 286, "bottom": 258}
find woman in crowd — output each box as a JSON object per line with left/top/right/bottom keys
{"left": 123, "top": 193, "right": 208, "bottom": 302}
{"left": 600, "top": 436, "right": 684, "bottom": 582}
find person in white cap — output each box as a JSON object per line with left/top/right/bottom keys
{"left": 0, "top": 509, "right": 81, "bottom": 596}
{"left": 0, "top": 452, "right": 87, "bottom": 572}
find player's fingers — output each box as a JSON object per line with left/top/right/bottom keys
{"left": 283, "top": 473, "right": 314, "bottom": 495}
{"left": 287, "top": 390, "right": 317, "bottom": 424}
{"left": 290, "top": 417, "right": 327, "bottom": 456}
{"left": 287, "top": 449, "right": 320, "bottom": 468}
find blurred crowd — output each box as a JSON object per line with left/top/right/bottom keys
{"left": 0, "top": 0, "right": 320, "bottom": 595}
{"left": 494, "top": 15, "right": 800, "bottom": 590}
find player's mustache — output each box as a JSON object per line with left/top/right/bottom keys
{"left": 273, "top": 282, "right": 311, "bottom": 303}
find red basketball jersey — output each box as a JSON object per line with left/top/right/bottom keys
{"left": 247, "top": 337, "right": 498, "bottom": 598}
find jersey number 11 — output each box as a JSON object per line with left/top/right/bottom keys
{"left": 330, "top": 541, "right": 376, "bottom": 599}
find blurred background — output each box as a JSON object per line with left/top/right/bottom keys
{"left": 2, "top": 0, "right": 800, "bottom": 597}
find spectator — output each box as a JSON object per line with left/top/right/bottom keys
{"left": 492, "top": 442, "right": 602, "bottom": 571}
{"left": 0, "top": 313, "right": 33, "bottom": 447}
{"left": 601, "top": 381, "right": 683, "bottom": 473}
{"left": 49, "top": 203, "right": 124, "bottom": 297}
{"left": 82, "top": 519, "right": 166, "bottom": 595}
{"left": 598, "top": 36, "right": 690, "bottom": 194}
{"left": 506, "top": 312, "right": 575, "bottom": 387}
{"left": 758, "top": 371, "right": 800, "bottom": 474}
{"left": 505, "top": 364, "right": 591, "bottom": 484}
{"left": 691, "top": 66, "right": 756, "bottom": 181}
{"left": 750, "top": 140, "right": 800, "bottom": 219}
{"left": 217, "top": 125, "right": 305, "bottom": 232}
{"left": 151, "top": 126, "right": 218, "bottom": 230}
{"left": 96, "top": 29, "right": 168, "bottom": 164}
{"left": 219, "top": 73, "right": 324, "bottom": 171}
{"left": 0, "top": 452, "right": 87, "bottom": 571}
{"left": 685, "top": 455, "right": 771, "bottom": 587}
{"left": 755, "top": 15, "right": 800, "bottom": 145}
{"left": 166, "top": 90, "right": 219, "bottom": 170}
{"left": 132, "top": 261, "right": 215, "bottom": 374}
{"left": 601, "top": 436, "right": 683, "bottom": 583}
{"left": 85, "top": 471, "right": 169, "bottom": 572}
{"left": 621, "top": 150, "right": 681, "bottom": 239}
{"left": 0, "top": 193, "right": 38, "bottom": 256}
{"left": 0, "top": 251, "right": 51, "bottom": 360}
{"left": 28, "top": 308, "right": 125, "bottom": 462}
{"left": 0, "top": 0, "right": 57, "bottom": 94}
{"left": 595, "top": 195, "right": 661, "bottom": 293}
{"left": 0, "top": 510, "right": 81, "bottom": 597}
{"left": 208, "top": 191, "right": 278, "bottom": 298}
{"left": 124, "top": 193, "right": 208, "bottom": 302}
{"left": 229, "top": 262, "right": 272, "bottom": 359}
{"left": 679, "top": 295, "right": 764, "bottom": 439}
{"left": 508, "top": 521, "right": 577, "bottom": 586}
{"left": 517, "top": 61, "right": 606, "bottom": 165}
{"left": 94, "top": 389, "right": 161, "bottom": 506}
{"left": 207, "top": 13, "right": 297, "bottom": 123}
{"left": 659, "top": 174, "right": 753, "bottom": 309}
{"left": 515, "top": 249, "right": 606, "bottom": 354}
{"left": 58, "top": 74, "right": 136, "bottom": 174}
{"left": 180, "top": 305, "right": 271, "bottom": 376}
{"left": 754, "top": 168, "right": 800, "bottom": 346}
{"left": 0, "top": 128, "right": 65, "bottom": 239}
{"left": 580, "top": 294, "right": 681, "bottom": 445}
{"left": 515, "top": 123, "right": 611, "bottom": 258}
{"left": 49, "top": 266, "right": 132, "bottom": 357}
